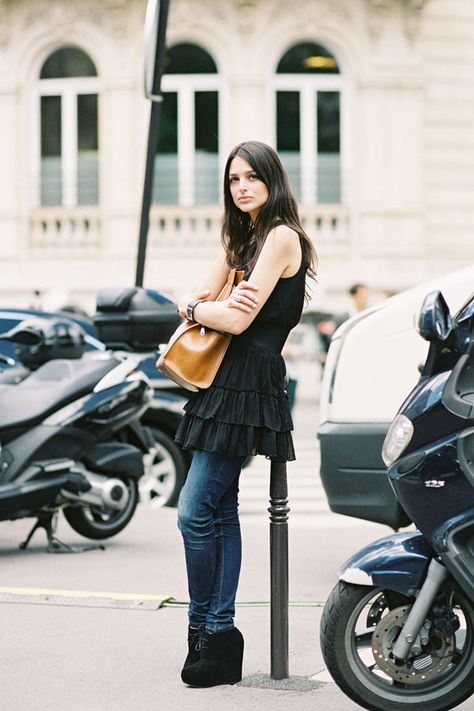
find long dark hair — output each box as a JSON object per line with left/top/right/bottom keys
{"left": 221, "top": 141, "right": 317, "bottom": 288}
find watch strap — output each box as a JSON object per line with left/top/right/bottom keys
{"left": 186, "top": 299, "right": 202, "bottom": 321}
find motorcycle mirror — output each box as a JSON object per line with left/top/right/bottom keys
{"left": 417, "top": 290, "right": 454, "bottom": 344}
{"left": 0, "top": 323, "right": 43, "bottom": 346}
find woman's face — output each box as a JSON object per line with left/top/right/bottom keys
{"left": 228, "top": 155, "right": 269, "bottom": 222}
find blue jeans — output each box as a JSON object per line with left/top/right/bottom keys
{"left": 177, "top": 450, "right": 245, "bottom": 633}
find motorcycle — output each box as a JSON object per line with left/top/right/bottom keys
{"left": 0, "top": 311, "right": 190, "bottom": 509}
{"left": 320, "top": 288, "right": 474, "bottom": 711}
{"left": 0, "top": 287, "right": 180, "bottom": 552}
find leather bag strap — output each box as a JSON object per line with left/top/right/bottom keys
{"left": 216, "top": 268, "right": 244, "bottom": 303}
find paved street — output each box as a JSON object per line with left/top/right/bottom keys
{"left": 2, "top": 399, "right": 474, "bottom": 710}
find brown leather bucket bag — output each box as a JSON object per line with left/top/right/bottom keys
{"left": 156, "top": 269, "right": 244, "bottom": 391}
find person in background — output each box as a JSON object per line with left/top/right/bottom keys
{"left": 317, "top": 283, "right": 370, "bottom": 367}
{"left": 348, "top": 283, "right": 369, "bottom": 316}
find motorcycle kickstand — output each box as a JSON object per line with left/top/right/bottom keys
{"left": 19, "top": 512, "right": 105, "bottom": 554}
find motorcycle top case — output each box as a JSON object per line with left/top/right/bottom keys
{"left": 94, "top": 287, "right": 181, "bottom": 351}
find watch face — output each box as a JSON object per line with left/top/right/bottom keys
{"left": 187, "top": 301, "right": 196, "bottom": 320}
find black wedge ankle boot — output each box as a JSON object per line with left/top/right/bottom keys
{"left": 182, "top": 624, "right": 203, "bottom": 672}
{"left": 181, "top": 627, "right": 244, "bottom": 687}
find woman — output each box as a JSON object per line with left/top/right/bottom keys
{"left": 175, "top": 140, "right": 316, "bottom": 688}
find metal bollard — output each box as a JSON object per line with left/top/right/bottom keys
{"left": 269, "top": 459, "right": 290, "bottom": 679}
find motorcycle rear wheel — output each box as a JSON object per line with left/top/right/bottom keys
{"left": 320, "top": 580, "right": 474, "bottom": 711}
{"left": 139, "top": 426, "right": 187, "bottom": 508}
{"left": 63, "top": 479, "right": 138, "bottom": 540}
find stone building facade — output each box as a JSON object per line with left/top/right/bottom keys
{"left": 0, "top": 0, "right": 473, "bottom": 313}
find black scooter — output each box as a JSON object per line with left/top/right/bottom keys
{"left": 320, "top": 289, "right": 474, "bottom": 711}
{"left": 0, "top": 287, "right": 179, "bottom": 552}
{"left": 0, "top": 313, "right": 189, "bottom": 509}
{"left": 0, "top": 322, "right": 150, "bottom": 552}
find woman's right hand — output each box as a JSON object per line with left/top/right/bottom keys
{"left": 226, "top": 281, "right": 259, "bottom": 313}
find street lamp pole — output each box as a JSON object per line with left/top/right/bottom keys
{"left": 136, "top": 0, "right": 171, "bottom": 287}
{"left": 136, "top": 98, "right": 163, "bottom": 287}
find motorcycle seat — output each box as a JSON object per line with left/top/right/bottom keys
{"left": 0, "top": 357, "right": 120, "bottom": 429}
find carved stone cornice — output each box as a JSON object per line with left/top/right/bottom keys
{"left": 366, "top": 0, "right": 430, "bottom": 41}
{"left": 170, "top": 0, "right": 354, "bottom": 42}
{"left": 366, "top": 0, "right": 390, "bottom": 42}
{"left": 367, "top": 0, "right": 429, "bottom": 7}
{"left": 232, "top": 0, "right": 258, "bottom": 35}
{"left": 0, "top": 0, "right": 9, "bottom": 49}
{"left": 169, "top": 0, "right": 221, "bottom": 36}
{"left": 20, "top": 0, "right": 137, "bottom": 41}
{"left": 402, "top": 0, "right": 430, "bottom": 39}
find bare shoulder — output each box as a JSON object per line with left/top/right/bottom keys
{"left": 266, "top": 224, "right": 300, "bottom": 255}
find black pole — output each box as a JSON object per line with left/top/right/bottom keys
{"left": 135, "top": 99, "right": 163, "bottom": 287}
{"left": 136, "top": 0, "right": 171, "bottom": 287}
{"left": 269, "top": 459, "right": 290, "bottom": 679}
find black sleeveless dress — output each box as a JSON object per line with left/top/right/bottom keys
{"left": 174, "top": 245, "right": 306, "bottom": 462}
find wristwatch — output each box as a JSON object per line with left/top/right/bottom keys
{"left": 186, "top": 299, "right": 203, "bottom": 321}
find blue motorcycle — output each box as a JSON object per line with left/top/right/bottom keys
{"left": 320, "top": 289, "right": 474, "bottom": 711}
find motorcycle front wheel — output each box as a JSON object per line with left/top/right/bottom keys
{"left": 63, "top": 479, "right": 139, "bottom": 540}
{"left": 320, "top": 580, "right": 474, "bottom": 711}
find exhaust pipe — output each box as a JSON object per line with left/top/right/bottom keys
{"left": 62, "top": 467, "right": 129, "bottom": 511}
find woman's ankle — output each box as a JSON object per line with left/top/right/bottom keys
{"left": 204, "top": 623, "right": 235, "bottom": 635}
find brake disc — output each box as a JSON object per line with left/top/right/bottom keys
{"left": 371, "top": 605, "right": 455, "bottom": 685}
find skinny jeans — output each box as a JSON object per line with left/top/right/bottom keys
{"left": 177, "top": 449, "right": 245, "bottom": 633}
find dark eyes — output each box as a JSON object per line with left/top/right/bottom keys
{"left": 229, "top": 174, "right": 259, "bottom": 183}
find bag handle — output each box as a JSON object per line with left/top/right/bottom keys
{"left": 233, "top": 269, "right": 244, "bottom": 287}
{"left": 226, "top": 268, "right": 245, "bottom": 285}
{"left": 216, "top": 269, "right": 245, "bottom": 303}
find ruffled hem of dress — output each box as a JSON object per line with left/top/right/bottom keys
{"left": 183, "top": 384, "right": 292, "bottom": 431}
{"left": 175, "top": 414, "right": 295, "bottom": 462}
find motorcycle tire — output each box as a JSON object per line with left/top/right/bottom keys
{"left": 320, "top": 580, "right": 474, "bottom": 711}
{"left": 139, "top": 426, "right": 187, "bottom": 508}
{"left": 63, "top": 479, "right": 139, "bottom": 540}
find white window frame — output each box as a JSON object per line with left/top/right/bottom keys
{"left": 32, "top": 74, "right": 99, "bottom": 208}
{"left": 161, "top": 73, "right": 225, "bottom": 207}
{"left": 271, "top": 73, "right": 348, "bottom": 205}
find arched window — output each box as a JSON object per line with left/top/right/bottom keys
{"left": 154, "top": 43, "right": 220, "bottom": 206}
{"left": 274, "top": 42, "right": 343, "bottom": 205}
{"left": 34, "top": 46, "right": 99, "bottom": 207}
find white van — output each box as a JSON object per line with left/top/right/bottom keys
{"left": 318, "top": 265, "right": 474, "bottom": 529}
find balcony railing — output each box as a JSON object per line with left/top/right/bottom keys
{"left": 301, "top": 205, "right": 350, "bottom": 253}
{"left": 29, "top": 207, "right": 101, "bottom": 254}
{"left": 149, "top": 205, "right": 222, "bottom": 252}
{"left": 148, "top": 204, "right": 350, "bottom": 253}
{"left": 28, "top": 204, "right": 350, "bottom": 255}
